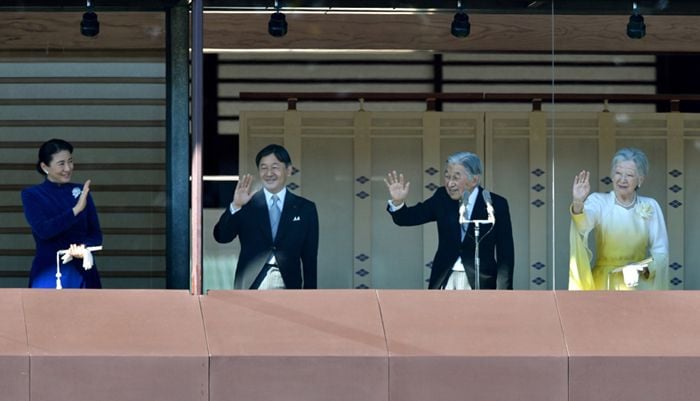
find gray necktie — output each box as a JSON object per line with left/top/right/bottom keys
{"left": 269, "top": 195, "right": 281, "bottom": 239}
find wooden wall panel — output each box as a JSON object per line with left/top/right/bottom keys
{"left": 0, "top": 59, "right": 166, "bottom": 288}
{"left": 236, "top": 110, "right": 694, "bottom": 290}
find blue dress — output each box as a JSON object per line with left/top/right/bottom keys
{"left": 21, "top": 179, "right": 102, "bottom": 288}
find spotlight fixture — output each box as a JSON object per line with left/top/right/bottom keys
{"left": 80, "top": 0, "right": 99, "bottom": 37}
{"left": 451, "top": 1, "right": 470, "bottom": 38}
{"left": 268, "top": 0, "right": 287, "bottom": 38}
{"left": 627, "top": 2, "right": 645, "bottom": 39}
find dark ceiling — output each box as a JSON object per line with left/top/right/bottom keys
{"left": 2, "top": 0, "right": 700, "bottom": 15}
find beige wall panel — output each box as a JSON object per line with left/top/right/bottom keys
{"left": 0, "top": 235, "right": 33, "bottom": 249}
{"left": 90, "top": 192, "right": 166, "bottom": 207}
{"left": 0, "top": 127, "right": 165, "bottom": 141}
{"left": 5, "top": 233, "right": 189, "bottom": 252}
{"left": 97, "top": 214, "right": 164, "bottom": 228}
{"left": 2, "top": 172, "right": 165, "bottom": 187}
{"left": 0, "top": 84, "right": 165, "bottom": 99}
{"left": 683, "top": 138, "right": 700, "bottom": 289}
{"left": 666, "top": 114, "right": 685, "bottom": 289}
{"left": 371, "top": 138, "right": 425, "bottom": 289}
{"left": 488, "top": 113, "right": 534, "bottom": 290}
{"left": 301, "top": 137, "right": 355, "bottom": 289}
{"left": 101, "top": 235, "right": 165, "bottom": 250}
{"left": 0, "top": 148, "right": 165, "bottom": 164}
{"left": 551, "top": 137, "right": 599, "bottom": 289}
{"left": 0, "top": 105, "right": 164, "bottom": 121}
{"left": 1, "top": 214, "right": 35, "bottom": 227}
{"left": 93, "top": 257, "right": 165, "bottom": 272}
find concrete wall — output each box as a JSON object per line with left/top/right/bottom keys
{"left": 2, "top": 289, "right": 700, "bottom": 401}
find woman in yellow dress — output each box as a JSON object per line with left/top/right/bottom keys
{"left": 569, "top": 148, "right": 669, "bottom": 290}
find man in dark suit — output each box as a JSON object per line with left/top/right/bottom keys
{"left": 384, "top": 151, "right": 514, "bottom": 290}
{"left": 213, "top": 144, "right": 319, "bottom": 289}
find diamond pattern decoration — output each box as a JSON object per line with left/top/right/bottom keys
{"left": 669, "top": 200, "right": 683, "bottom": 208}
{"left": 601, "top": 176, "right": 612, "bottom": 185}
{"left": 670, "top": 262, "right": 683, "bottom": 271}
{"left": 425, "top": 167, "right": 439, "bottom": 176}
{"left": 669, "top": 185, "right": 682, "bottom": 193}
{"left": 531, "top": 199, "right": 545, "bottom": 208}
{"left": 532, "top": 184, "right": 545, "bottom": 192}
{"left": 355, "top": 253, "right": 369, "bottom": 262}
{"left": 425, "top": 183, "right": 439, "bottom": 191}
{"left": 355, "top": 284, "right": 369, "bottom": 289}
{"left": 532, "top": 277, "right": 545, "bottom": 286}
{"left": 356, "top": 191, "right": 370, "bottom": 199}
{"left": 669, "top": 169, "right": 683, "bottom": 178}
{"left": 531, "top": 262, "right": 545, "bottom": 270}
{"left": 671, "top": 277, "right": 683, "bottom": 286}
{"left": 531, "top": 168, "right": 545, "bottom": 177}
{"left": 291, "top": 166, "right": 300, "bottom": 175}
{"left": 356, "top": 176, "right": 369, "bottom": 184}
{"left": 287, "top": 183, "right": 299, "bottom": 191}
{"left": 355, "top": 268, "right": 369, "bottom": 277}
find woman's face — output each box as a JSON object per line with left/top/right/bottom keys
{"left": 41, "top": 150, "right": 74, "bottom": 184}
{"left": 612, "top": 160, "right": 643, "bottom": 199}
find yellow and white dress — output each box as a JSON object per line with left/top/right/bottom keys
{"left": 569, "top": 191, "right": 669, "bottom": 290}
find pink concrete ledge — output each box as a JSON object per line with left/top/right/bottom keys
{"left": 202, "top": 290, "right": 389, "bottom": 401}
{"left": 557, "top": 291, "right": 700, "bottom": 401}
{"left": 23, "top": 289, "right": 208, "bottom": 401}
{"left": 0, "top": 290, "right": 30, "bottom": 401}
{"left": 378, "top": 290, "right": 568, "bottom": 401}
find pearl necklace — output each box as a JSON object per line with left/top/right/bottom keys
{"left": 615, "top": 193, "right": 637, "bottom": 209}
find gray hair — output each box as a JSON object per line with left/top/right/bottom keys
{"left": 446, "top": 151, "right": 482, "bottom": 178}
{"left": 611, "top": 147, "right": 648, "bottom": 179}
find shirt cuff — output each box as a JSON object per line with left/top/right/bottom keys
{"left": 387, "top": 200, "right": 405, "bottom": 212}
{"left": 229, "top": 203, "right": 240, "bottom": 215}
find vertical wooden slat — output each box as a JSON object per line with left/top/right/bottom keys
{"left": 666, "top": 113, "right": 685, "bottom": 289}
{"left": 353, "top": 111, "right": 372, "bottom": 289}
{"left": 422, "top": 112, "right": 441, "bottom": 288}
{"left": 284, "top": 111, "right": 303, "bottom": 191}
{"left": 529, "top": 111, "right": 548, "bottom": 289}
{"left": 598, "top": 112, "right": 616, "bottom": 191}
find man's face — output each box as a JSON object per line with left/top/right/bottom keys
{"left": 258, "top": 153, "right": 292, "bottom": 194}
{"left": 444, "top": 163, "right": 479, "bottom": 200}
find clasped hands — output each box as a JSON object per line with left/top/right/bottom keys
{"left": 60, "top": 244, "right": 95, "bottom": 270}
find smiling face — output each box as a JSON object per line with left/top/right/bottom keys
{"left": 444, "top": 163, "right": 479, "bottom": 201}
{"left": 257, "top": 153, "right": 292, "bottom": 194}
{"left": 41, "top": 150, "right": 74, "bottom": 184}
{"left": 612, "top": 160, "right": 643, "bottom": 200}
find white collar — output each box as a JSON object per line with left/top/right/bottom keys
{"left": 263, "top": 187, "right": 287, "bottom": 207}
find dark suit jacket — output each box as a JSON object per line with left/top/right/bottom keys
{"left": 213, "top": 189, "right": 319, "bottom": 289}
{"left": 388, "top": 186, "right": 514, "bottom": 290}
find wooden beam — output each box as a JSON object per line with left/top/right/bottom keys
{"left": 2, "top": 12, "right": 700, "bottom": 53}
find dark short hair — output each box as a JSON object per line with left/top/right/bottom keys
{"left": 255, "top": 144, "right": 292, "bottom": 167}
{"left": 36, "top": 138, "right": 73, "bottom": 175}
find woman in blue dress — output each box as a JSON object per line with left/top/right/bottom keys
{"left": 21, "top": 139, "right": 102, "bottom": 288}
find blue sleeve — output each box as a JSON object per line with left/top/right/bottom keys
{"left": 84, "top": 194, "right": 103, "bottom": 247}
{"left": 21, "top": 188, "right": 80, "bottom": 240}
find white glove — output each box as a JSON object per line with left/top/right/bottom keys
{"left": 622, "top": 264, "right": 644, "bottom": 287}
{"left": 60, "top": 245, "right": 99, "bottom": 270}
